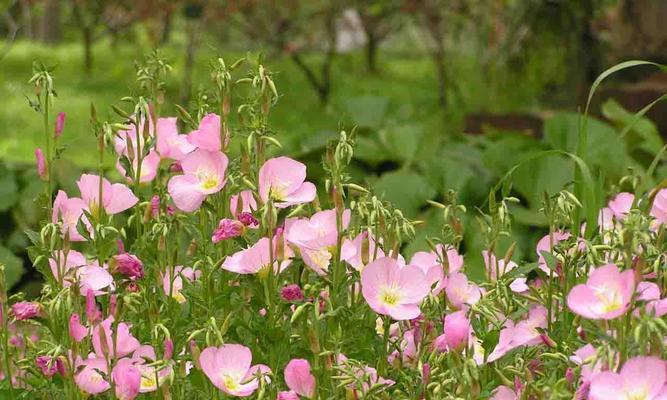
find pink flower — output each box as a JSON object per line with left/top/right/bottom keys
{"left": 285, "top": 209, "right": 351, "bottom": 275}
{"left": 156, "top": 117, "right": 195, "bottom": 160}
{"left": 115, "top": 124, "right": 161, "bottom": 183}
{"left": 212, "top": 219, "right": 243, "bottom": 243}
{"left": 444, "top": 272, "right": 482, "bottom": 309}
{"left": 86, "top": 288, "right": 101, "bottom": 323}
{"left": 112, "top": 253, "right": 144, "bottom": 280}
{"left": 388, "top": 329, "right": 417, "bottom": 365}
{"left": 111, "top": 361, "right": 141, "bottom": 400}
{"left": 222, "top": 237, "right": 294, "bottom": 275}
{"left": 54, "top": 111, "right": 65, "bottom": 138}
{"left": 570, "top": 344, "right": 605, "bottom": 383}
{"left": 284, "top": 359, "right": 316, "bottom": 398}
{"left": 491, "top": 386, "right": 518, "bottom": 400}
{"left": 589, "top": 356, "right": 666, "bottom": 400}
{"left": 77, "top": 174, "right": 138, "bottom": 215}
{"left": 361, "top": 257, "right": 429, "bottom": 320}
{"left": 277, "top": 391, "right": 300, "bottom": 400}
{"left": 488, "top": 305, "right": 548, "bottom": 362}
{"left": 12, "top": 301, "right": 42, "bottom": 320}
{"left": 162, "top": 266, "right": 201, "bottom": 303}
{"left": 167, "top": 149, "right": 228, "bottom": 212}
{"left": 36, "top": 355, "right": 59, "bottom": 377}
{"left": 230, "top": 190, "right": 258, "bottom": 216}
{"left": 258, "top": 157, "right": 316, "bottom": 208}
{"left": 482, "top": 250, "right": 528, "bottom": 292}
{"left": 442, "top": 310, "right": 471, "bottom": 351}
{"left": 49, "top": 250, "right": 113, "bottom": 295}
{"left": 69, "top": 314, "right": 87, "bottom": 342}
{"left": 409, "top": 245, "right": 463, "bottom": 295}
{"left": 52, "top": 190, "right": 87, "bottom": 241}
{"left": 608, "top": 192, "right": 634, "bottom": 219}
{"left": 336, "top": 354, "right": 394, "bottom": 395}
{"left": 535, "top": 231, "right": 572, "bottom": 275}
{"left": 125, "top": 345, "right": 173, "bottom": 393}
{"left": 281, "top": 284, "right": 304, "bottom": 302}
{"left": 341, "top": 231, "right": 400, "bottom": 271}
{"left": 187, "top": 113, "right": 222, "bottom": 151}
{"left": 567, "top": 264, "right": 635, "bottom": 320}
{"left": 35, "top": 148, "right": 47, "bottom": 180}
{"left": 74, "top": 356, "right": 110, "bottom": 394}
{"left": 92, "top": 317, "right": 140, "bottom": 358}
{"left": 651, "top": 188, "right": 667, "bottom": 225}
{"left": 637, "top": 281, "right": 661, "bottom": 301}
{"left": 200, "top": 344, "right": 271, "bottom": 397}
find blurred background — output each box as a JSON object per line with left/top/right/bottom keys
{"left": 1, "top": 0, "right": 666, "bottom": 294}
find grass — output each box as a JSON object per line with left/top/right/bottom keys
{"left": 0, "top": 38, "right": 552, "bottom": 168}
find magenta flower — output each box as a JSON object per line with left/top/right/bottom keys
{"left": 442, "top": 310, "right": 471, "bottom": 351}
{"left": 200, "top": 344, "right": 271, "bottom": 397}
{"left": 112, "top": 253, "right": 144, "bottom": 280}
{"left": 92, "top": 317, "right": 140, "bottom": 358}
{"left": 167, "top": 149, "right": 228, "bottom": 212}
{"left": 361, "top": 257, "right": 429, "bottom": 320}
{"left": 69, "top": 314, "right": 87, "bottom": 342}
{"left": 156, "top": 117, "right": 195, "bottom": 160}
{"left": 162, "top": 265, "right": 201, "bottom": 303}
{"left": 12, "top": 301, "right": 42, "bottom": 320}
{"left": 35, "top": 148, "right": 47, "bottom": 180}
{"left": 488, "top": 305, "right": 548, "bottom": 362}
{"left": 589, "top": 356, "right": 666, "bottom": 400}
{"left": 212, "top": 218, "right": 243, "bottom": 243}
{"left": 111, "top": 361, "right": 141, "bottom": 400}
{"left": 74, "top": 356, "right": 110, "bottom": 394}
{"left": 222, "top": 237, "right": 294, "bottom": 275}
{"left": 281, "top": 284, "right": 304, "bottom": 302}
{"left": 567, "top": 264, "right": 635, "bottom": 320}
{"left": 54, "top": 111, "right": 65, "bottom": 138}
{"left": 284, "top": 359, "right": 316, "bottom": 398}
{"left": 258, "top": 157, "right": 316, "bottom": 208}
{"left": 77, "top": 174, "right": 139, "bottom": 215}
{"left": 651, "top": 188, "right": 667, "bottom": 226}
{"left": 52, "top": 190, "right": 87, "bottom": 241}
{"left": 187, "top": 113, "right": 222, "bottom": 152}
{"left": 444, "top": 272, "right": 482, "bottom": 309}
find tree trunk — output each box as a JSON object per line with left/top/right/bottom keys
{"left": 366, "top": 32, "right": 379, "bottom": 74}
{"left": 180, "top": 19, "right": 198, "bottom": 105}
{"left": 83, "top": 26, "right": 93, "bottom": 76}
{"left": 432, "top": 43, "right": 447, "bottom": 110}
{"left": 39, "top": 0, "right": 61, "bottom": 43}
{"left": 161, "top": 11, "right": 173, "bottom": 45}
{"left": 20, "top": 0, "right": 34, "bottom": 39}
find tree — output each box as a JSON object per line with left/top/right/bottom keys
{"left": 353, "top": 0, "right": 403, "bottom": 74}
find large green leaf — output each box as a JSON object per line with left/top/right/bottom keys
{"left": 0, "top": 245, "right": 24, "bottom": 289}
{"left": 0, "top": 163, "right": 18, "bottom": 211}
{"left": 373, "top": 170, "right": 436, "bottom": 218}
{"left": 601, "top": 98, "right": 664, "bottom": 156}
{"left": 344, "top": 96, "right": 389, "bottom": 129}
{"left": 382, "top": 124, "right": 424, "bottom": 164}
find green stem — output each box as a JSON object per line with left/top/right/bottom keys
{"left": 1, "top": 301, "right": 15, "bottom": 400}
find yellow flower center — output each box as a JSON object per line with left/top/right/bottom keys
{"left": 141, "top": 375, "right": 157, "bottom": 390}
{"left": 309, "top": 249, "right": 332, "bottom": 271}
{"left": 626, "top": 388, "right": 649, "bottom": 400}
{"left": 379, "top": 288, "right": 400, "bottom": 306}
{"left": 223, "top": 375, "right": 239, "bottom": 391}
{"left": 593, "top": 285, "right": 622, "bottom": 313}
{"left": 197, "top": 168, "right": 219, "bottom": 190}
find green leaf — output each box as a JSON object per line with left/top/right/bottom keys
{"left": 382, "top": 124, "right": 424, "bottom": 164}
{"left": 373, "top": 170, "right": 436, "bottom": 218}
{"left": 344, "top": 96, "right": 389, "bottom": 128}
{"left": 0, "top": 163, "right": 18, "bottom": 211}
{"left": 0, "top": 245, "right": 24, "bottom": 289}
{"left": 601, "top": 98, "right": 665, "bottom": 156}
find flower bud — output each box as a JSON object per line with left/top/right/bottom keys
{"left": 280, "top": 284, "right": 304, "bottom": 302}
{"left": 12, "top": 301, "right": 42, "bottom": 320}
{"left": 112, "top": 253, "right": 144, "bottom": 280}
{"left": 54, "top": 112, "right": 65, "bottom": 138}
{"left": 35, "top": 148, "right": 47, "bottom": 180}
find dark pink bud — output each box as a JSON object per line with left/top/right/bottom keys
{"left": 109, "top": 295, "right": 117, "bottom": 316}
{"left": 54, "top": 112, "right": 65, "bottom": 138}
{"left": 166, "top": 205, "right": 175, "bottom": 216}
{"left": 238, "top": 212, "right": 259, "bottom": 227}
{"left": 280, "top": 284, "right": 304, "bottom": 302}
{"left": 565, "top": 368, "right": 574, "bottom": 387}
{"left": 127, "top": 282, "right": 139, "bottom": 293}
{"left": 422, "top": 363, "right": 430, "bottom": 385}
{"left": 36, "top": 355, "right": 58, "bottom": 377}
{"left": 539, "top": 333, "right": 556, "bottom": 348}
{"left": 113, "top": 253, "right": 144, "bottom": 280}
{"left": 35, "top": 148, "right": 47, "bottom": 180}
{"left": 514, "top": 376, "right": 524, "bottom": 393}
{"left": 212, "top": 219, "right": 243, "bottom": 243}
{"left": 577, "top": 326, "right": 586, "bottom": 341}
{"left": 12, "top": 301, "right": 42, "bottom": 320}
{"left": 164, "top": 339, "right": 174, "bottom": 360}
{"left": 150, "top": 195, "right": 160, "bottom": 218}
{"left": 169, "top": 162, "right": 182, "bottom": 173}
{"left": 117, "top": 239, "right": 125, "bottom": 254}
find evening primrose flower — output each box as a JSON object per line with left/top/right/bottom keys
{"left": 74, "top": 356, "right": 110, "bottom": 394}
{"left": 162, "top": 266, "right": 201, "bottom": 303}
{"left": 360, "top": 257, "right": 429, "bottom": 320}
{"left": 284, "top": 359, "right": 316, "bottom": 398}
{"left": 186, "top": 113, "right": 222, "bottom": 152}
{"left": 77, "top": 174, "right": 139, "bottom": 216}
{"left": 92, "top": 317, "right": 140, "bottom": 358}
{"left": 222, "top": 237, "right": 294, "bottom": 275}
{"left": 650, "top": 188, "right": 667, "bottom": 225}
{"left": 167, "top": 149, "right": 228, "bottom": 212}
{"left": 588, "top": 356, "right": 666, "bottom": 400}
{"left": 52, "top": 190, "right": 87, "bottom": 241}
{"left": 488, "top": 305, "right": 548, "bottom": 362}
{"left": 156, "top": 117, "right": 195, "bottom": 160}
{"left": 444, "top": 272, "right": 482, "bottom": 309}
{"left": 200, "top": 344, "right": 271, "bottom": 397}
{"left": 258, "top": 157, "right": 316, "bottom": 208}
{"left": 111, "top": 361, "right": 141, "bottom": 400}
{"left": 567, "top": 264, "right": 635, "bottom": 320}
{"left": 409, "top": 245, "right": 463, "bottom": 294}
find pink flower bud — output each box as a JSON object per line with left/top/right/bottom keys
{"left": 150, "top": 195, "right": 160, "bottom": 218}
{"left": 259, "top": 308, "right": 267, "bottom": 317}
{"left": 109, "top": 295, "right": 117, "bottom": 316}
{"left": 113, "top": 253, "right": 144, "bottom": 280}
{"left": 539, "top": 333, "right": 556, "bottom": 348}
{"left": 117, "top": 239, "right": 125, "bottom": 254}
{"left": 277, "top": 391, "right": 300, "bottom": 400}
{"left": 35, "top": 148, "right": 47, "bottom": 180}
{"left": 422, "top": 363, "right": 431, "bottom": 385}
{"left": 164, "top": 339, "right": 174, "bottom": 360}
{"left": 212, "top": 219, "right": 243, "bottom": 243}
{"left": 127, "top": 282, "right": 139, "bottom": 293}
{"left": 54, "top": 112, "right": 65, "bottom": 138}
{"left": 280, "top": 284, "right": 304, "bottom": 302}
{"left": 169, "top": 161, "right": 182, "bottom": 173}
{"left": 443, "top": 310, "right": 471, "bottom": 351}
{"left": 565, "top": 367, "right": 574, "bottom": 387}
{"left": 85, "top": 289, "right": 100, "bottom": 324}
{"left": 12, "top": 301, "right": 42, "bottom": 320}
